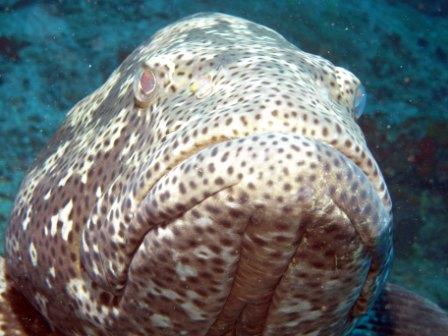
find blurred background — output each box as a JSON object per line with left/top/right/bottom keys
{"left": 0, "top": 0, "right": 447, "bottom": 309}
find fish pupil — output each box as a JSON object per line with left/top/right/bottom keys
{"left": 140, "top": 69, "right": 156, "bottom": 95}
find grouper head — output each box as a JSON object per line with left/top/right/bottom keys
{"left": 4, "top": 13, "right": 402, "bottom": 336}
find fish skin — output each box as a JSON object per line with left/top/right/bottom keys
{"left": 0, "top": 12, "right": 445, "bottom": 336}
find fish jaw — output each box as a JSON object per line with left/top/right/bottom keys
{"left": 90, "top": 132, "right": 392, "bottom": 335}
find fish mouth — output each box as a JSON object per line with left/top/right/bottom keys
{"left": 79, "top": 127, "right": 392, "bottom": 335}
{"left": 120, "top": 131, "right": 393, "bottom": 334}
{"left": 82, "top": 120, "right": 392, "bottom": 306}
{"left": 124, "top": 127, "right": 390, "bottom": 281}
{"left": 133, "top": 127, "right": 392, "bottom": 260}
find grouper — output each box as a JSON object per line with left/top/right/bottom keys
{"left": 0, "top": 13, "right": 447, "bottom": 336}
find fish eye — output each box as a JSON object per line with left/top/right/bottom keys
{"left": 353, "top": 84, "right": 367, "bottom": 118}
{"left": 133, "top": 65, "right": 157, "bottom": 108}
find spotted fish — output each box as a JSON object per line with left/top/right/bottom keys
{"left": 0, "top": 13, "right": 447, "bottom": 336}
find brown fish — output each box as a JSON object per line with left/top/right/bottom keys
{"left": 1, "top": 13, "right": 447, "bottom": 336}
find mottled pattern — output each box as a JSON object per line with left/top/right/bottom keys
{"left": 2, "top": 13, "right": 396, "bottom": 335}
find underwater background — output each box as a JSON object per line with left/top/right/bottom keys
{"left": 0, "top": 0, "right": 446, "bottom": 312}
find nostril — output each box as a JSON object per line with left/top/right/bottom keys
{"left": 354, "top": 84, "right": 367, "bottom": 119}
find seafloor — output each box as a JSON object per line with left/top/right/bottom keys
{"left": 0, "top": 0, "right": 447, "bottom": 310}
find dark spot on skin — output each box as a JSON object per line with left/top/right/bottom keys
{"left": 336, "top": 124, "right": 342, "bottom": 134}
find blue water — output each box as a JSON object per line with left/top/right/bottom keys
{"left": 0, "top": 0, "right": 446, "bottom": 315}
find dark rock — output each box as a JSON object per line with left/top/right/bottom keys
{"left": 417, "top": 37, "right": 428, "bottom": 47}
{"left": 0, "top": 36, "right": 28, "bottom": 61}
{"left": 435, "top": 46, "right": 447, "bottom": 62}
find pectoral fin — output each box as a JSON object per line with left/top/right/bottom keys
{"left": 0, "top": 257, "right": 58, "bottom": 336}
{"left": 353, "top": 283, "right": 448, "bottom": 336}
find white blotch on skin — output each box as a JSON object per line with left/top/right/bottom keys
{"left": 108, "top": 260, "right": 116, "bottom": 276}
{"left": 22, "top": 208, "right": 31, "bottom": 230}
{"left": 29, "top": 242, "right": 38, "bottom": 266}
{"left": 67, "top": 278, "right": 89, "bottom": 302}
{"left": 34, "top": 292, "right": 48, "bottom": 318}
{"left": 82, "top": 233, "right": 90, "bottom": 252}
{"left": 120, "top": 132, "right": 139, "bottom": 157}
{"left": 175, "top": 262, "right": 198, "bottom": 281}
{"left": 92, "top": 261, "right": 101, "bottom": 277}
{"left": 66, "top": 277, "right": 113, "bottom": 321}
{"left": 0, "top": 258, "right": 7, "bottom": 292}
{"left": 58, "top": 168, "right": 74, "bottom": 187}
{"left": 60, "top": 200, "right": 74, "bottom": 241}
{"left": 284, "top": 309, "right": 322, "bottom": 327}
{"left": 95, "top": 186, "right": 103, "bottom": 198}
{"left": 79, "top": 148, "right": 95, "bottom": 184}
{"left": 118, "top": 77, "right": 134, "bottom": 98}
{"left": 193, "top": 245, "right": 214, "bottom": 260}
{"left": 50, "top": 200, "right": 74, "bottom": 240}
{"left": 50, "top": 215, "right": 58, "bottom": 237}
{"left": 150, "top": 313, "right": 173, "bottom": 328}
{"left": 181, "top": 291, "right": 205, "bottom": 321}
{"left": 147, "top": 279, "right": 180, "bottom": 300}
{"left": 9, "top": 239, "right": 20, "bottom": 254}
{"left": 196, "top": 216, "right": 213, "bottom": 227}
{"left": 225, "top": 200, "right": 244, "bottom": 210}
{"left": 279, "top": 300, "right": 312, "bottom": 313}
{"left": 156, "top": 225, "right": 175, "bottom": 240}
{"left": 44, "top": 189, "right": 51, "bottom": 200}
